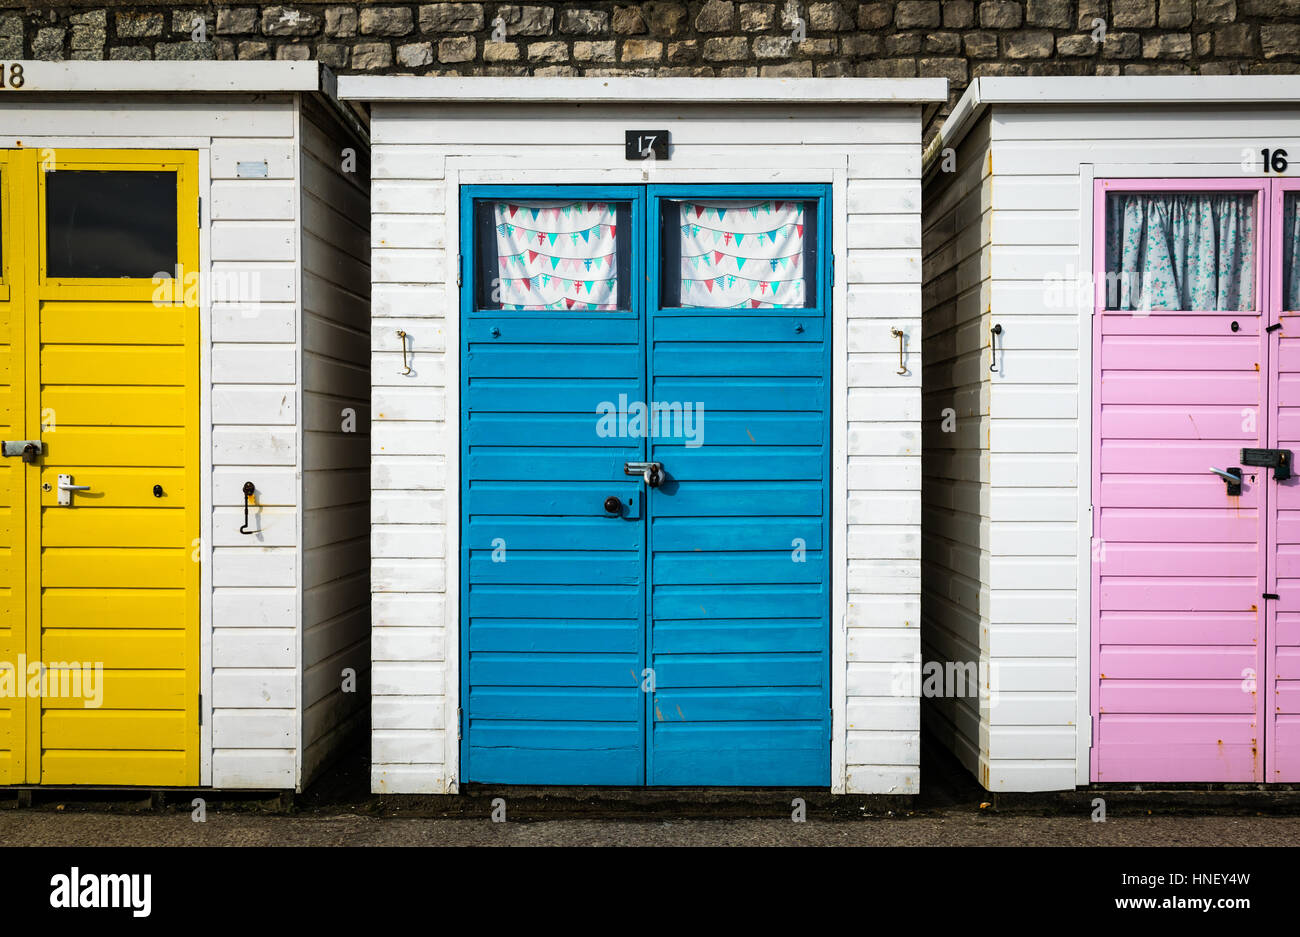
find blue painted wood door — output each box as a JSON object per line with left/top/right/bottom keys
{"left": 461, "top": 185, "right": 831, "bottom": 786}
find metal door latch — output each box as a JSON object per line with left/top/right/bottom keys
{"left": 1, "top": 440, "right": 42, "bottom": 464}
{"left": 240, "top": 481, "right": 257, "bottom": 534}
{"left": 1241, "top": 448, "right": 1293, "bottom": 481}
{"left": 624, "top": 461, "right": 664, "bottom": 488}
{"left": 57, "top": 473, "right": 90, "bottom": 506}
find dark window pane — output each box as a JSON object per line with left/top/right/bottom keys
{"left": 1285, "top": 193, "right": 1300, "bottom": 312}
{"left": 474, "top": 199, "right": 631, "bottom": 311}
{"left": 46, "top": 170, "right": 177, "bottom": 279}
{"left": 661, "top": 199, "right": 817, "bottom": 309}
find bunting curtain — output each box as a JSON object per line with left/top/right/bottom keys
{"left": 1105, "top": 191, "right": 1255, "bottom": 311}
{"left": 676, "top": 200, "right": 809, "bottom": 308}
{"left": 491, "top": 200, "right": 621, "bottom": 310}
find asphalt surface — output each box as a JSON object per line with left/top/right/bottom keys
{"left": 1, "top": 810, "right": 1299, "bottom": 846}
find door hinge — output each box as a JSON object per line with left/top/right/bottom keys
{"left": 456, "top": 706, "right": 462, "bottom": 740}
{"left": 198, "top": 694, "right": 203, "bottom": 725}
{"left": 457, "top": 253, "right": 463, "bottom": 288}
{"left": 1264, "top": 593, "right": 1281, "bottom": 600}
{"left": 1267, "top": 322, "right": 1283, "bottom": 333}
{"left": 197, "top": 196, "right": 202, "bottom": 227}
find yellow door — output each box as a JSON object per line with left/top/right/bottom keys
{"left": 1, "top": 148, "right": 199, "bottom": 785}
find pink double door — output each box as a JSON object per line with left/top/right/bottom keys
{"left": 1093, "top": 178, "right": 1300, "bottom": 782}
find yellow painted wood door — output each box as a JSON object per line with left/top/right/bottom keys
{"left": 3, "top": 149, "right": 200, "bottom": 785}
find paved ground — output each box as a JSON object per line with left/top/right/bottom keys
{"left": 1, "top": 810, "right": 1299, "bottom": 846}
{"left": 4, "top": 742, "right": 1299, "bottom": 846}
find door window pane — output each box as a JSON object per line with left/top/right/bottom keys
{"left": 661, "top": 199, "right": 816, "bottom": 309}
{"left": 1284, "top": 193, "right": 1300, "bottom": 312}
{"left": 474, "top": 199, "right": 630, "bottom": 311}
{"left": 45, "top": 170, "right": 177, "bottom": 279}
{"left": 1104, "top": 191, "right": 1255, "bottom": 311}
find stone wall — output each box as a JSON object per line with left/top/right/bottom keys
{"left": 3, "top": 0, "right": 1299, "bottom": 132}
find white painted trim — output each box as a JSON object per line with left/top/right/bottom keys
{"left": 10, "top": 60, "right": 322, "bottom": 93}
{"left": 1075, "top": 162, "right": 1095, "bottom": 788}
{"left": 198, "top": 145, "right": 214, "bottom": 788}
{"left": 340, "top": 76, "right": 947, "bottom": 104}
{"left": 931, "top": 76, "right": 1300, "bottom": 174}
{"left": 444, "top": 158, "right": 846, "bottom": 791}
{"left": 291, "top": 94, "right": 306, "bottom": 793}
{"left": 830, "top": 160, "right": 849, "bottom": 794}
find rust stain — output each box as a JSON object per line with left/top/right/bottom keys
{"left": 676, "top": 705, "right": 685, "bottom": 720}
{"left": 654, "top": 705, "right": 664, "bottom": 721}
{"left": 746, "top": 428, "right": 756, "bottom": 443}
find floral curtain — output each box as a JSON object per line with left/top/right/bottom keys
{"left": 677, "top": 200, "right": 808, "bottom": 308}
{"left": 1105, "top": 192, "right": 1255, "bottom": 311}
{"left": 1285, "top": 193, "right": 1300, "bottom": 312}
{"left": 492, "top": 200, "right": 620, "bottom": 310}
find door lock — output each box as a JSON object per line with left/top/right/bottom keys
{"left": 624, "top": 461, "right": 664, "bottom": 488}
{"left": 1241, "top": 448, "right": 1293, "bottom": 481}
{"left": 56, "top": 473, "right": 90, "bottom": 506}
{"left": 603, "top": 495, "right": 623, "bottom": 515}
{"left": 1, "top": 440, "right": 43, "bottom": 464}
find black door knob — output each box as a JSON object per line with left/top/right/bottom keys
{"left": 153, "top": 484, "right": 164, "bottom": 498}
{"left": 603, "top": 496, "right": 623, "bottom": 514}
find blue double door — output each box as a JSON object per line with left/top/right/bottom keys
{"left": 460, "top": 185, "right": 831, "bottom": 785}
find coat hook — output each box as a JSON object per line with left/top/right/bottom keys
{"left": 990, "top": 323, "right": 1003, "bottom": 372}
{"left": 239, "top": 481, "right": 256, "bottom": 535}
{"left": 397, "top": 329, "right": 412, "bottom": 375}
{"left": 891, "top": 328, "right": 906, "bottom": 375}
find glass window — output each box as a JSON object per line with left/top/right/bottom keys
{"left": 661, "top": 199, "right": 817, "bottom": 309}
{"left": 1104, "top": 191, "right": 1255, "bottom": 311}
{"left": 473, "top": 199, "right": 631, "bottom": 311}
{"left": 45, "top": 170, "right": 177, "bottom": 279}
{"left": 1284, "top": 193, "right": 1300, "bottom": 313}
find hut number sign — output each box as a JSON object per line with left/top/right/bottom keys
{"left": 626, "top": 131, "right": 669, "bottom": 161}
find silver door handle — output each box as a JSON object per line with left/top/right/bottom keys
{"left": 57, "top": 473, "right": 90, "bottom": 506}
{"left": 1209, "top": 467, "right": 1239, "bottom": 483}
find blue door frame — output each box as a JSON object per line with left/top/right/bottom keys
{"left": 459, "top": 184, "right": 832, "bottom": 786}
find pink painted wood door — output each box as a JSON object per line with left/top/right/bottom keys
{"left": 1268, "top": 181, "right": 1300, "bottom": 782}
{"left": 1093, "top": 180, "right": 1268, "bottom": 782}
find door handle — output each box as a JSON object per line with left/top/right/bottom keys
{"left": 57, "top": 473, "right": 90, "bottom": 506}
{"left": 624, "top": 461, "right": 664, "bottom": 488}
{"left": 1210, "top": 466, "right": 1242, "bottom": 495}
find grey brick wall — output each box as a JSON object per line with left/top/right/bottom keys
{"left": 3, "top": 1, "right": 1300, "bottom": 134}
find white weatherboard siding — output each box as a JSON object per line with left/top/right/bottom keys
{"left": 920, "top": 113, "right": 992, "bottom": 787}
{"left": 361, "top": 99, "right": 927, "bottom": 795}
{"left": 298, "top": 96, "right": 372, "bottom": 789}
{"left": 926, "top": 94, "right": 1300, "bottom": 791}
{"left": 1, "top": 77, "right": 368, "bottom": 790}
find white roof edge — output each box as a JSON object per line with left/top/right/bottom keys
{"left": 927, "top": 75, "right": 1300, "bottom": 173}
{"left": 12, "top": 60, "right": 324, "bottom": 93}
{"left": 336, "top": 75, "right": 948, "bottom": 104}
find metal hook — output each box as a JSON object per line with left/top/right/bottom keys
{"left": 989, "top": 323, "right": 1003, "bottom": 372}
{"left": 240, "top": 481, "right": 256, "bottom": 535}
{"left": 397, "top": 329, "right": 412, "bottom": 375}
{"left": 891, "top": 328, "right": 906, "bottom": 375}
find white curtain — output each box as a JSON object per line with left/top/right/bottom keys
{"left": 492, "top": 200, "right": 620, "bottom": 310}
{"left": 677, "top": 200, "right": 808, "bottom": 308}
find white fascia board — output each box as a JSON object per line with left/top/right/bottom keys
{"left": 337, "top": 75, "right": 949, "bottom": 104}
{"left": 11, "top": 60, "right": 324, "bottom": 93}
{"left": 926, "top": 75, "right": 1300, "bottom": 174}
